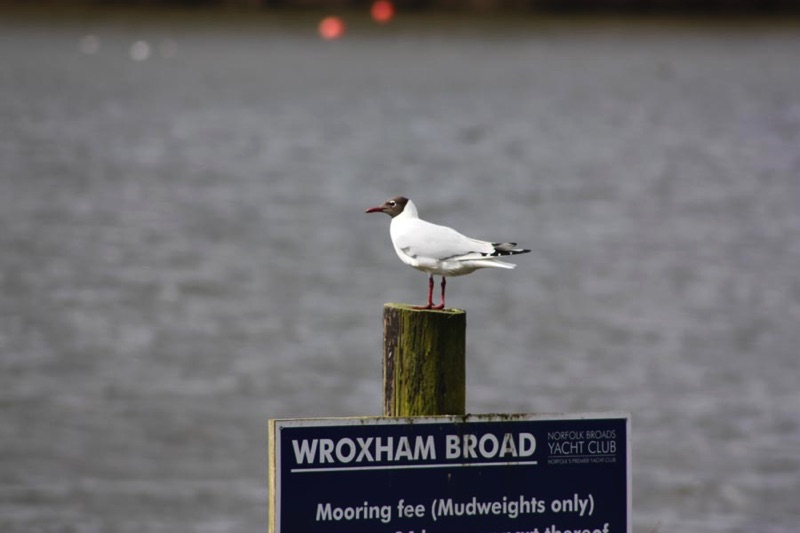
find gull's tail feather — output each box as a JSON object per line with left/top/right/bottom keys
{"left": 468, "top": 259, "right": 516, "bottom": 270}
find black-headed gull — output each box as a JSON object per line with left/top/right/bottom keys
{"left": 366, "top": 196, "right": 530, "bottom": 310}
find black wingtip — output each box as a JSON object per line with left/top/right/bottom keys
{"left": 490, "top": 243, "right": 531, "bottom": 257}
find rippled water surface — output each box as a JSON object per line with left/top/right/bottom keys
{"left": 1, "top": 8, "right": 799, "bottom": 532}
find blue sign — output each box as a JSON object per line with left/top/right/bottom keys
{"left": 269, "top": 413, "right": 631, "bottom": 533}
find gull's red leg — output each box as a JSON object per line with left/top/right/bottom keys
{"left": 413, "top": 274, "right": 435, "bottom": 310}
{"left": 432, "top": 276, "right": 446, "bottom": 310}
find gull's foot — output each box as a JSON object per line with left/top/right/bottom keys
{"left": 412, "top": 303, "right": 445, "bottom": 310}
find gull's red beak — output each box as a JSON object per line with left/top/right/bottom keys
{"left": 365, "top": 206, "right": 383, "bottom": 214}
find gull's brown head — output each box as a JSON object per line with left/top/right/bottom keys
{"left": 365, "top": 196, "right": 409, "bottom": 218}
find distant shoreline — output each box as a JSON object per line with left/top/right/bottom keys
{"left": 0, "top": 0, "right": 798, "bottom": 15}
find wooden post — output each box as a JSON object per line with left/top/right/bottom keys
{"left": 382, "top": 303, "right": 466, "bottom": 417}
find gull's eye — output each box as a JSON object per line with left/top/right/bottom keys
{"left": 387, "top": 200, "right": 396, "bottom": 207}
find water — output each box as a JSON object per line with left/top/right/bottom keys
{"left": 1, "top": 8, "right": 799, "bottom": 532}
